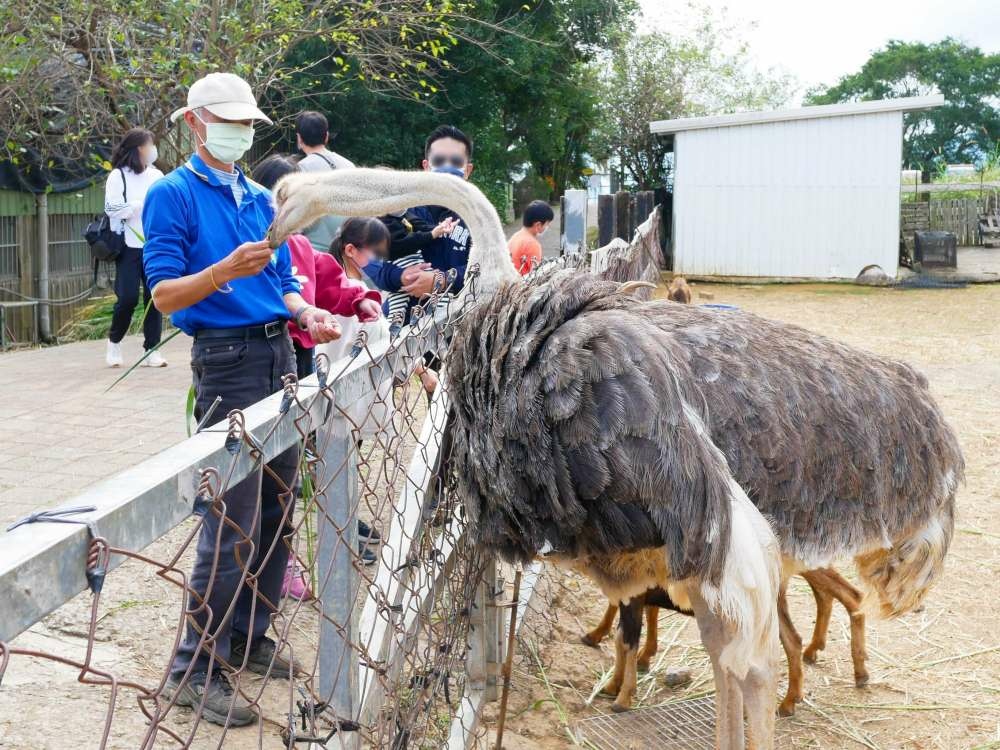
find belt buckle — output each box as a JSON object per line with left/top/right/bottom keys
{"left": 264, "top": 321, "right": 282, "bottom": 338}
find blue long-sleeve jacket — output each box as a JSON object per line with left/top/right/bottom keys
{"left": 362, "top": 259, "right": 405, "bottom": 293}
{"left": 142, "top": 154, "right": 299, "bottom": 335}
{"left": 408, "top": 205, "right": 470, "bottom": 291}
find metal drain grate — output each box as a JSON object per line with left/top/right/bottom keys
{"left": 574, "top": 696, "right": 719, "bottom": 750}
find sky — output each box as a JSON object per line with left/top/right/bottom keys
{"left": 639, "top": 0, "right": 1000, "bottom": 103}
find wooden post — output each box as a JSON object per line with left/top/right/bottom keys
{"left": 614, "top": 191, "right": 630, "bottom": 242}
{"left": 628, "top": 193, "right": 642, "bottom": 241}
{"left": 597, "top": 195, "right": 614, "bottom": 247}
{"left": 641, "top": 191, "right": 655, "bottom": 221}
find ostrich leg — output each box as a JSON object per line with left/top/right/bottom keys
{"left": 801, "top": 570, "right": 834, "bottom": 664}
{"left": 739, "top": 662, "right": 777, "bottom": 750}
{"left": 637, "top": 605, "right": 659, "bottom": 672}
{"left": 688, "top": 588, "right": 751, "bottom": 750}
{"left": 803, "top": 568, "right": 869, "bottom": 687}
{"left": 582, "top": 603, "right": 617, "bottom": 647}
{"left": 777, "top": 585, "right": 804, "bottom": 717}
{"left": 602, "top": 599, "right": 643, "bottom": 712}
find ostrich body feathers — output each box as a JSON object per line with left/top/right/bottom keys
{"left": 448, "top": 270, "right": 963, "bottom": 598}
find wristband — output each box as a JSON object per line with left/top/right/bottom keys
{"left": 209, "top": 264, "right": 233, "bottom": 294}
{"left": 294, "top": 305, "right": 313, "bottom": 328}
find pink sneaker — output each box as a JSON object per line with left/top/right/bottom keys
{"left": 282, "top": 558, "right": 313, "bottom": 600}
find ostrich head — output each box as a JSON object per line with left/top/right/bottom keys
{"left": 269, "top": 168, "right": 519, "bottom": 298}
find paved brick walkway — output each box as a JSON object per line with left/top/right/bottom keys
{"left": 0, "top": 333, "right": 193, "bottom": 528}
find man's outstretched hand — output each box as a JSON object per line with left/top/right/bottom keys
{"left": 302, "top": 307, "right": 342, "bottom": 344}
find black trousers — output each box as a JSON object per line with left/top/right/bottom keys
{"left": 293, "top": 340, "right": 315, "bottom": 379}
{"left": 171, "top": 330, "right": 298, "bottom": 677}
{"left": 109, "top": 245, "right": 162, "bottom": 350}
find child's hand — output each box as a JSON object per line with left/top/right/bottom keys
{"left": 432, "top": 218, "right": 457, "bottom": 239}
{"left": 402, "top": 270, "right": 437, "bottom": 298}
{"left": 400, "top": 262, "right": 432, "bottom": 287}
{"left": 418, "top": 367, "right": 439, "bottom": 394}
{"left": 356, "top": 298, "right": 382, "bottom": 323}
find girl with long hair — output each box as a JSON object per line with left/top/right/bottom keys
{"left": 104, "top": 127, "right": 165, "bottom": 367}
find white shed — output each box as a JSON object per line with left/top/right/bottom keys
{"left": 649, "top": 95, "right": 944, "bottom": 281}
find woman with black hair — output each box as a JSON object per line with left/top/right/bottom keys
{"left": 103, "top": 127, "right": 165, "bottom": 367}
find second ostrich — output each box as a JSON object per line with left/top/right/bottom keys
{"left": 269, "top": 168, "right": 962, "bottom": 750}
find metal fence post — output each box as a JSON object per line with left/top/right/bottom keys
{"left": 35, "top": 193, "right": 51, "bottom": 342}
{"left": 598, "top": 194, "right": 615, "bottom": 248}
{"left": 483, "top": 560, "right": 501, "bottom": 702}
{"left": 314, "top": 412, "right": 360, "bottom": 749}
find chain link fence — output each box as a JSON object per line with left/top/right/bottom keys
{"left": 0, "top": 275, "right": 518, "bottom": 749}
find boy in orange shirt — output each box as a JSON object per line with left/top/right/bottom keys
{"left": 508, "top": 200, "right": 554, "bottom": 276}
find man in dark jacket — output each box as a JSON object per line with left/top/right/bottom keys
{"left": 363, "top": 126, "right": 474, "bottom": 316}
{"left": 406, "top": 125, "right": 475, "bottom": 296}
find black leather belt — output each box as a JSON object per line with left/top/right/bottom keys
{"left": 194, "top": 320, "right": 287, "bottom": 341}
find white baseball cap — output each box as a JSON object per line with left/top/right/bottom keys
{"left": 170, "top": 72, "right": 273, "bottom": 124}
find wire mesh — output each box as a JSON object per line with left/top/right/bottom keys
{"left": 573, "top": 696, "right": 719, "bottom": 750}
{"left": 0, "top": 279, "right": 495, "bottom": 749}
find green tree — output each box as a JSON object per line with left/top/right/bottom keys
{"left": 805, "top": 39, "right": 1000, "bottom": 171}
{"left": 0, "top": 0, "right": 476, "bottom": 188}
{"left": 278, "top": 0, "right": 636, "bottom": 210}
{"left": 593, "top": 7, "right": 793, "bottom": 190}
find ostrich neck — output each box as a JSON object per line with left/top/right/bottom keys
{"left": 288, "top": 169, "right": 520, "bottom": 291}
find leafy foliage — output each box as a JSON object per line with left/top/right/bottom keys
{"left": 0, "top": 0, "right": 476, "bottom": 186}
{"left": 592, "top": 6, "right": 794, "bottom": 190}
{"left": 277, "top": 0, "right": 637, "bottom": 209}
{"left": 805, "top": 39, "right": 1000, "bottom": 170}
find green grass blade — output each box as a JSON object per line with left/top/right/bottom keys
{"left": 185, "top": 385, "right": 197, "bottom": 437}
{"left": 104, "top": 328, "right": 182, "bottom": 393}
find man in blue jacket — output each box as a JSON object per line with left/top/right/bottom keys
{"left": 363, "top": 125, "right": 475, "bottom": 320}
{"left": 143, "top": 72, "right": 358, "bottom": 728}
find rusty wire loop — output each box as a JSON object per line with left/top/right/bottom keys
{"left": 0, "top": 274, "right": 496, "bottom": 749}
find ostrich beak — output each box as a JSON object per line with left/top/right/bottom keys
{"left": 618, "top": 281, "right": 657, "bottom": 296}
{"left": 268, "top": 189, "right": 297, "bottom": 249}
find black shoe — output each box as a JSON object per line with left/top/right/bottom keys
{"left": 230, "top": 634, "right": 296, "bottom": 679}
{"left": 357, "top": 520, "right": 381, "bottom": 544}
{"left": 165, "top": 671, "right": 256, "bottom": 727}
{"left": 359, "top": 545, "right": 378, "bottom": 566}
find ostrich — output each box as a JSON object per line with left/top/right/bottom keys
{"left": 269, "top": 169, "right": 962, "bottom": 749}
{"left": 587, "top": 244, "right": 871, "bottom": 715}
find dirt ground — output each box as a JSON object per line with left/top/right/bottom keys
{"left": 2, "top": 281, "right": 998, "bottom": 750}
{"left": 485, "top": 281, "right": 1000, "bottom": 750}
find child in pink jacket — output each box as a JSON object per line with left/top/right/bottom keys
{"left": 285, "top": 233, "right": 382, "bottom": 378}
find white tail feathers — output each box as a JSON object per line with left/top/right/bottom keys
{"left": 699, "top": 480, "right": 782, "bottom": 679}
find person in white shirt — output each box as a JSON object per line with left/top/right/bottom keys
{"left": 103, "top": 127, "right": 166, "bottom": 367}
{"left": 294, "top": 110, "right": 354, "bottom": 253}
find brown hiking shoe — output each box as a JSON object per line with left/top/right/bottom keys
{"left": 230, "top": 634, "right": 297, "bottom": 679}
{"left": 165, "top": 671, "right": 256, "bottom": 727}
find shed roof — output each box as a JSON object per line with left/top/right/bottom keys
{"left": 649, "top": 94, "right": 944, "bottom": 135}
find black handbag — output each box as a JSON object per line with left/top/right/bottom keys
{"left": 84, "top": 167, "right": 127, "bottom": 263}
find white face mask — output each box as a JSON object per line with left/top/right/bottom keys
{"left": 194, "top": 111, "right": 255, "bottom": 163}
{"left": 142, "top": 144, "right": 158, "bottom": 167}
{"left": 538, "top": 225, "right": 549, "bottom": 237}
